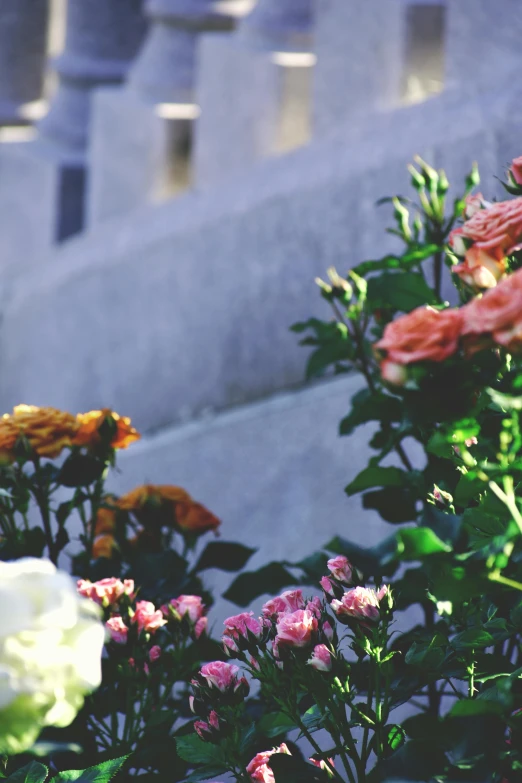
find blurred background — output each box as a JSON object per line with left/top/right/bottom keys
{"left": 0, "top": 0, "right": 520, "bottom": 590}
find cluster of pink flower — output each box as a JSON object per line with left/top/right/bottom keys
{"left": 246, "top": 743, "right": 334, "bottom": 783}
{"left": 77, "top": 577, "right": 208, "bottom": 674}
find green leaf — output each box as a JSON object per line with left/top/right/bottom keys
{"left": 51, "top": 757, "right": 128, "bottom": 783}
{"left": 353, "top": 245, "right": 440, "bottom": 276}
{"left": 345, "top": 466, "right": 406, "bottom": 496}
{"left": 223, "top": 563, "right": 298, "bottom": 607}
{"left": 396, "top": 528, "right": 451, "bottom": 559}
{"left": 421, "top": 507, "right": 462, "bottom": 545}
{"left": 6, "top": 762, "right": 48, "bottom": 783}
{"left": 339, "top": 389, "right": 402, "bottom": 436}
{"left": 194, "top": 541, "right": 256, "bottom": 573}
{"left": 367, "top": 272, "right": 438, "bottom": 313}
{"left": 175, "top": 735, "right": 226, "bottom": 766}
{"left": 449, "top": 699, "right": 504, "bottom": 718}
{"left": 57, "top": 454, "right": 105, "bottom": 488}
{"left": 185, "top": 766, "right": 228, "bottom": 783}
{"left": 384, "top": 724, "right": 406, "bottom": 755}
{"left": 257, "top": 712, "right": 297, "bottom": 739}
{"left": 454, "top": 472, "right": 484, "bottom": 505}
{"left": 451, "top": 629, "right": 495, "bottom": 650}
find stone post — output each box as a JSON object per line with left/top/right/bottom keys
{"left": 193, "top": 0, "right": 316, "bottom": 187}
{"left": 0, "top": 0, "right": 50, "bottom": 126}
{"left": 87, "top": 0, "right": 243, "bottom": 225}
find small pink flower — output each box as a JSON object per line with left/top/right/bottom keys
{"left": 246, "top": 744, "right": 291, "bottom": 783}
{"left": 168, "top": 595, "right": 205, "bottom": 623}
{"left": 222, "top": 612, "right": 262, "bottom": 651}
{"left": 327, "top": 555, "right": 354, "bottom": 584}
{"left": 262, "top": 589, "right": 304, "bottom": 618}
{"left": 105, "top": 615, "right": 128, "bottom": 644}
{"left": 323, "top": 620, "right": 334, "bottom": 641}
{"left": 132, "top": 600, "right": 167, "bottom": 634}
{"left": 275, "top": 609, "right": 318, "bottom": 649}
{"left": 250, "top": 656, "right": 260, "bottom": 671}
{"left": 200, "top": 661, "right": 239, "bottom": 692}
{"left": 320, "top": 576, "right": 336, "bottom": 597}
{"left": 208, "top": 710, "right": 220, "bottom": 730}
{"left": 306, "top": 596, "right": 323, "bottom": 618}
{"left": 77, "top": 577, "right": 134, "bottom": 607}
{"left": 331, "top": 585, "right": 389, "bottom": 624}
{"left": 149, "top": 645, "right": 162, "bottom": 662}
{"left": 308, "top": 644, "right": 332, "bottom": 672}
{"left": 195, "top": 616, "right": 208, "bottom": 639}
{"left": 194, "top": 720, "right": 211, "bottom": 740}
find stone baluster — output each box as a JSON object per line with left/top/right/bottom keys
{"left": 0, "top": 0, "right": 50, "bottom": 126}
{"left": 87, "top": 0, "right": 243, "bottom": 226}
{"left": 38, "top": 0, "right": 147, "bottom": 158}
{"left": 239, "top": 0, "right": 313, "bottom": 51}
{"left": 193, "top": 0, "right": 316, "bottom": 187}
{"left": 313, "top": 0, "right": 405, "bottom": 136}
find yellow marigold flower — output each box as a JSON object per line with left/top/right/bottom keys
{"left": 0, "top": 405, "right": 79, "bottom": 460}
{"left": 74, "top": 409, "right": 140, "bottom": 451}
{"left": 175, "top": 501, "right": 221, "bottom": 536}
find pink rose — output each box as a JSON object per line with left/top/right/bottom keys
{"left": 77, "top": 577, "right": 134, "bottom": 607}
{"left": 194, "top": 720, "right": 212, "bottom": 741}
{"left": 461, "top": 268, "right": 522, "bottom": 353}
{"left": 331, "top": 586, "right": 389, "bottom": 624}
{"left": 246, "top": 744, "right": 291, "bottom": 783}
{"left": 310, "top": 757, "right": 335, "bottom": 777}
{"left": 168, "top": 594, "right": 205, "bottom": 623}
{"left": 149, "top": 645, "right": 162, "bottom": 662}
{"left": 200, "top": 661, "right": 239, "bottom": 692}
{"left": 195, "top": 616, "right": 208, "bottom": 639}
{"left": 105, "top": 615, "right": 128, "bottom": 644}
{"left": 464, "top": 192, "right": 491, "bottom": 219}
{"left": 308, "top": 644, "right": 332, "bottom": 672}
{"left": 510, "top": 156, "right": 522, "bottom": 186}
{"left": 262, "top": 589, "right": 304, "bottom": 618}
{"left": 306, "top": 596, "right": 323, "bottom": 618}
{"left": 320, "top": 576, "right": 335, "bottom": 597}
{"left": 275, "top": 609, "right": 318, "bottom": 649}
{"left": 327, "top": 555, "right": 354, "bottom": 585}
{"left": 132, "top": 600, "right": 167, "bottom": 634}
{"left": 222, "top": 612, "right": 262, "bottom": 653}
{"left": 375, "top": 306, "right": 463, "bottom": 366}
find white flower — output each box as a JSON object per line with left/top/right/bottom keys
{"left": 0, "top": 558, "right": 104, "bottom": 754}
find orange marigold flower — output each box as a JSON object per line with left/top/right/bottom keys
{"left": 92, "top": 533, "right": 118, "bottom": 559}
{"left": 176, "top": 501, "right": 221, "bottom": 536}
{"left": 93, "top": 496, "right": 119, "bottom": 536}
{"left": 117, "top": 484, "right": 191, "bottom": 512}
{"left": 74, "top": 409, "right": 140, "bottom": 450}
{"left": 0, "top": 405, "right": 79, "bottom": 460}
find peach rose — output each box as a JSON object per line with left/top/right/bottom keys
{"left": 92, "top": 533, "right": 118, "bottom": 559}
{"left": 175, "top": 501, "right": 221, "bottom": 536}
{"left": 117, "top": 484, "right": 191, "bottom": 512}
{"left": 74, "top": 409, "right": 140, "bottom": 450}
{"left": 464, "top": 192, "right": 491, "bottom": 219}
{"left": 453, "top": 245, "right": 505, "bottom": 290}
{"left": 461, "top": 268, "right": 522, "bottom": 352}
{"left": 510, "top": 156, "right": 522, "bottom": 186}
{"left": 375, "top": 306, "right": 462, "bottom": 365}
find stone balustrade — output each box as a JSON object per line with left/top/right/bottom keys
{"left": 0, "top": 0, "right": 50, "bottom": 127}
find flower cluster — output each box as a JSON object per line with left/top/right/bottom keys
{"left": 375, "top": 267, "right": 522, "bottom": 383}
{"left": 78, "top": 577, "right": 208, "bottom": 676}
{"left": 0, "top": 405, "right": 139, "bottom": 464}
{"left": 190, "top": 660, "right": 250, "bottom": 741}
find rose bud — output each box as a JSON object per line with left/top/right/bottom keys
{"left": 327, "top": 555, "right": 355, "bottom": 585}
{"left": 310, "top": 757, "right": 335, "bottom": 778}
{"left": 199, "top": 661, "right": 240, "bottom": 693}
{"left": 208, "top": 710, "right": 220, "bottom": 730}
{"left": 194, "top": 720, "right": 212, "bottom": 742}
{"left": 331, "top": 586, "right": 390, "bottom": 626}
{"left": 323, "top": 620, "right": 334, "bottom": 642}
{"left": 308, "top": 644, "right": 333, "bottom": 672}
{"left": 222, "top": 612, "right": 263, "bottom": 654}
{"left": 381, "top": 360, "right": 408, "bottom": 387}
{"left": 509, "top": 156, "right": 522, "bottom": 187}
{"left": 149, "top": 645, "right": 162, "bottom": 662}
{"left": 195, "top": 616, "right": 208, "bottom": 639}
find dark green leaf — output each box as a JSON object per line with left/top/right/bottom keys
{"left": 451, "top": 629, "right": 494, "bottom": 650}
{"left": 449, "top": 699, "right": 504, "bottom": 718}
{"left": 6, "top": 763, "right": 48, "bottom": 783}
{"left": 223, "top": 563, "right": 298, "bottom": 607}
{"left": 345, "top": 466, "right": 406, "bottom": 496}
{"left": 185, "top": 766, "right": 228, "bottom": 783}
{"left": 367, "top": 272, "right": 438, "bottom": 313}
{"left": 57, "top": 454, "right": 105, "bottom": 488}
{"left": 339, "top": 390, "right": 402, "bottom": 437}
{"left": 175, "top": 735, "right": 226, "bottom": 766}
{"left": 257, "top": 712, "right": 297, "bottom": 739}
{"left": 363, "top": 487, "right": 417, "bottom": 523}
{"left": 194, "top": 541, "right": 256, "bottom": 573}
